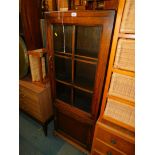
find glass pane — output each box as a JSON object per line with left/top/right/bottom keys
{"left": 56, "top": 82, "right": 71, "bottom": 104}
{"left": 74, "top": 61, "right": 96, "bottom": 91}
{"left": 75, "top": 26, "right": 102, "bottom": 58}
{"left": 74, "top": 89, "right": 92, "bottom": 113}
{"left": 53, "top": 25, "right": 73, "bottom": 53}
{"left": 55, "top": 56, "right": 72, "bottom": 82}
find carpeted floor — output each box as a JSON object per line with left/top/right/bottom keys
{"left": 19, "top": 112, "right": 86, "bottom": 155}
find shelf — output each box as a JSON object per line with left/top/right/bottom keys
{"left": 118, "top": 33, "right": 135, "bottom": 39}
{"left": 107, "top": 95, "right": 135, "bottom": 107}
{"left": 112, "top": 68, "right": 135, "bottom": 77}
{"left": 55, "top": 79, "right": 93, "bottom": 94}
{"left": 75, "top": 54, "right": 98, "bottom": 63}
{"left": 74, "top": 84, "right": 93, "bottom": 94}
{"left": 75, "top": 49, "right": 99, "bottom": 59}
{"left": 74, "top": 58, "right": 97, "bottom": 65}
{"left": 55, "top": 51, "right": 72, "bottom": 56}
{"left": 54, "top": 52, "right": 97, "bottom": 64}
{"left": 54, "top": 54, "right": 72, "bottom": 59}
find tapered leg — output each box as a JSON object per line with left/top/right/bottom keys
{"left": 43, "top": 124, "right": 47, "bottom": 136}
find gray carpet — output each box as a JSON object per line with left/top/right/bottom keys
{"left": 19, "top": 112, "right": 86, "bottom": 155}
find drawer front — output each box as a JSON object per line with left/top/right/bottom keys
{"left": 96, "top": 125, "right": 134, "bottom": 155}
{"left": 20, "top": 98, "right": 43, "bottom": 121}
{"left": 94, "top": 139, "right": 125, "bottom": 155}
{"left": 19, "top": 86, "right": 43, "bottom": 121}
{"left": 20, "top": 86, "right": 39, "bottom": 103}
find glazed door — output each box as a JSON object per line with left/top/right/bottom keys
{"left": 46, "top": 11, "right": 115, "bottom": 119}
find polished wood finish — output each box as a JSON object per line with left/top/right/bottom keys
{"left": 19, "top": 79, "right": 53, "bottom": 123}
{"left": 91, "top": 0, "right": 135, "bottom": 154}
{"left": 91, "top": 121, "right": 135, "bottom": 155}
{"left": 21, "top": 0, "right": 42, "bottom": 50}
{"left": 45, "top": 11, "right": 115, "bottom": 150}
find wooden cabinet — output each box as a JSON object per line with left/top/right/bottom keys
{"left": 19, "top": 79, "right": 53, "bottom": 135}
{"left": 91, "top": 0, "right": 135, "bottom": 154}
{"left": 45, "top": 11, "right": 115, "bottom": 150}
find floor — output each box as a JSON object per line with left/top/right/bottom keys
{"left": 19, "top": 112, "right": 86, "bottom": 155}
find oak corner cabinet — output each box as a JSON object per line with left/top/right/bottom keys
{"left": 45, "top": 11, "right": 115, "bottom": 150}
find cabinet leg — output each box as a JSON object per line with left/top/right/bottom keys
{"left": 43, "top": 124, "right": 47, "bottom": 136}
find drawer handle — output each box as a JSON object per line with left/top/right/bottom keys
{"left": 111, "top": 139, "right": 117, "bottom": 145}
{"left": 107, "top": 151, "right": 112, "bottom": 155}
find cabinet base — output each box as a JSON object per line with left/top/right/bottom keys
{"left": 53, "top": 130, "right": 90, "bottom": 155}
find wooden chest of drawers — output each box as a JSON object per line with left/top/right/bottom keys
{"left": 19, "top": 79, "right": 53, "bottom": 124}
{"left": 91, "top": 121, "right": 135, "bottom": 155}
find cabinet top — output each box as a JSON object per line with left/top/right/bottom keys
{"left": 19, "top": 79, "right": 50, "bottom": 93}
{"left": 45, "top": 10, "right": 115, "bottom": 18}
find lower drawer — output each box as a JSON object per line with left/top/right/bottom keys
{"left": 95, "top": 124, "right": 134, "bottom": 155}
{"left": 94, "top": 139, "right": 125, "bottom": 155}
